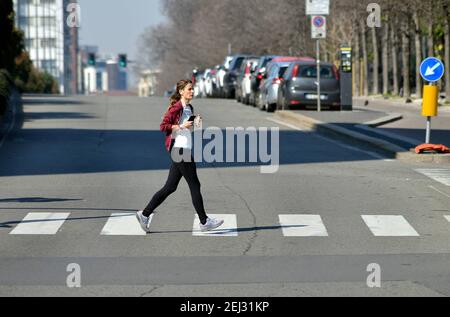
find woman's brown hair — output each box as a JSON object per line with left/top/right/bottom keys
{"left": 169, "top": 79, "right": 193, "bottom": 107}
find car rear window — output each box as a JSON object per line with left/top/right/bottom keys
{"left": 233, "top": 58, "right": 245, "bottom": 71}
{"left": 279, "top": 67, "right": 288, "bottom": 77}
{"left": 299, "top": 66, "right": 334, "bottom": 79}
{"left": 261, "top": 58, "right": 273, "bottom": 68}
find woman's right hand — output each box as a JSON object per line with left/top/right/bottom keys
{"left": 182, "top": 121, "right": 194, "bottom": 129}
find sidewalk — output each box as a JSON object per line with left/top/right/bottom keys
{"left": 274, "top": 97, "right": 450, "bottom": 164}
{"left": 354, "top": 96, "right": 450, "bottom": 146}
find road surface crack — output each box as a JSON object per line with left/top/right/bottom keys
{"left": 139, "top": 285, "right": 164, "bottom": 297}
{"left": 210, "top": 163, "right": 258, "bottom": 256}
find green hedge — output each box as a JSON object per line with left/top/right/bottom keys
{"left": 0, "top": 69, "right": 13, "bottom": 116}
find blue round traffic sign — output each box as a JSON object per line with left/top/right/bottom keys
{"left": 420, "top": 57, "right": 445, "bottom": 82}
{"left": 313, "top": 16, "right": 325, "bottom": 28}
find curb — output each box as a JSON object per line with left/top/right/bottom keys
{"left": 359, "top": 112, "right": 403, "bottom": 127}
{"left": 274, "top": 111, "right": 450, "bottom": 164}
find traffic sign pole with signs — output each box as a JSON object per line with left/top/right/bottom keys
{"left": 311, "top": 16, "right": 326, "bottom": 112}
{"left": 306, "top": 0, "right": 330, "bottom": 15}
{"left": 307, "top": 0, "right": 330, "bottom": 112}
{"left": 419, "top": 57, "right": 445, "bottom": 144}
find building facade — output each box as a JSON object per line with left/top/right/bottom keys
{"left": 13, "top": 0, "right": 79, "bottom": 95}
{"left": 138, "top": 70, "right": 159, "bottom": 97}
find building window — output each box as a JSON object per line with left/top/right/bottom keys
{"left": 41, "top": 38, "right": 57, "bottom": 48}
{"left": 41, "top": 16, "right": 56, "bottom": 27}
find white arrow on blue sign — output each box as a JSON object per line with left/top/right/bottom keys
{"left": 420, "top": 57, "right": 445, "bottom": 82}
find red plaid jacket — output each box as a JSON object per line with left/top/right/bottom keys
{"left": 160, "top": 100, "right": 194, "bottom": 152}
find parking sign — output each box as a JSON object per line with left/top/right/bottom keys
{"left": 311, "top": 16, "right": 326, "bottom": 39}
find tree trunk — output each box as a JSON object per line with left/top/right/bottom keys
{"left": 371, "top": 26, "right": 380, "bottom": 95}
{"left": 428, "top": 0, "right": 434, "bottom": 57}
{"left": 413, "top": 10, "right": 422, "bottom": 98}
{"left": 445, "top": 8, "right": 450, "bottom": 101}
{"left": 354, "top": 20, "right": 360, "bottom": 97}
{"left": 401, "top": 18, "right": 411, "bottom": 99}
{"left": 382, "top": 20, "right": 389, "bottom": 95}
{"left": 391, "top": 20, "right": 399, "bottom": 96}
{"left": 361, "top": 20, "right": 369, "bottom": 96}
{"left": 428, "top": 20, "right": 434, "bottom": 57}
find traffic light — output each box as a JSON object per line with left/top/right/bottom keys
{"left": 119, "top": 54, "right": 127, "bottom": 68}
{"left": 88, "top": 53, "right": 96, "bottom": 66}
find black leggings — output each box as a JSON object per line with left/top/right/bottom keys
{"left": 143, "top": 148, "right": 208, "bottom": 224}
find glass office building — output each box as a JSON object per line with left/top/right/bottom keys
{"left": 13, "top": 0, "right": 79, "bottom": 95}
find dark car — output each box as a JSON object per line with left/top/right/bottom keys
{"left": 277, "top": 61, "right": 341, "bottom": 111}
{"left": 223, "top": 55, "right": 259, "bottom": 99}
{"left": 257, "top": 57, "right": 314, "bottom": 112}
{"left": 249, "top": 55, "right": 278, "bottom": 106}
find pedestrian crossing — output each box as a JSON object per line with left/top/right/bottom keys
{"left": 101, "top": 213, "right": 153, "bottom": 236}
{"left": 2, "top": 212, "right": 449, "bottom": 237}
{"left": 10, "top": 213, "right": 70, "bottom": 235}
{"left": 415, "top": 169, "right": 450, "bottom": 186}
{"left": 361, "top": 215, "right": 419, "bottom": 237}
{"left": 279, "top": 215, "right": 328, "bottom": 237}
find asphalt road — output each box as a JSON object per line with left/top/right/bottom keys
{"left": 0, "top": 95, "right": 449, "bottom": 297}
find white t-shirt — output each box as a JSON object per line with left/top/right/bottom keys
{"left": 173, "top": 103, "right": 193, "bottom": 149}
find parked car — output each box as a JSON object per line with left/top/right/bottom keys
{"left": 223, "top": 54, "right": 258, "bottom": 99}
{"left": 277, "top": 61, "right": 341, "bottom": 111}
{"left": 249, "top": 55, "right": 278, "bottom": 106}
{"left": 258, "top": 57, "right": 314, "bottom": 112}
{"left": 193, "top": 70, "right": 205, "bottom": 98}
{"left": 202, "top": 68, "right": 212, "bottom": 97}
{"left": 236, "top": 57, "right": 259, "bottom": 104}
{"left": 205, "top": 68, "right": 219, "bottom": 98}
{"left": 216, "top": 57, "right": 233, "bottom": 98}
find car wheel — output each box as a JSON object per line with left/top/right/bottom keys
{"left": 267, "top": 103, "right": 276, "bottom": 113}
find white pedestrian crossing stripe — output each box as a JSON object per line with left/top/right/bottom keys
{"left": 10, "top": 213, "right": 70, "bottom": 235}
{"left": 415, "top": 169, "right": 450, "bottom": 186}
{"left": 362, "top": 215, "right": 420, "bottom": 237}
{"left": 192, "top": 214, "right": 238, "bottom": 236}
{"left": 101, "top": 213, "right": 151, "bottom": 236}
{"left": 4, "top": 213, "right": 438, "bottom": 239}
{"left": 279, "top": 215, "right": 328, "bottom": 237}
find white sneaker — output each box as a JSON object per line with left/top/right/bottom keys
{"left": 200, "top": 218, "right": 224, "bottom": 232}
{"left": 136, "top": 210, "right": 151, "bottom": 233}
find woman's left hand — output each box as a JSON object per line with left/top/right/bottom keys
{"left": 194, "top": 115, "right": 203, "bottom": 127}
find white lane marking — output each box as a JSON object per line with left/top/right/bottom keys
{"left": 266, "top": 117, "right": 387, "bottom": 160}
{"left": 10, "top": 213, "right": 70, "bottom": 235}
{"left": 415, "top": 169, "right": 450, "bottom": 186}
{"left": 429, "top": 185, "right": 450, "bottom": 198}
{"left": 445, "top": 216, "right": 450, "bottom": 223}
{"left": 101, "top": 213, "right": 150, "bottom": 236}
{"left": 362, "top": 215, "right": 420, "bottom": 237}
{"left": 279, "top": 215, "right": 329, "bottom": 237}
{"left": 193, "top": 214, "right": 238, "bottom": 237}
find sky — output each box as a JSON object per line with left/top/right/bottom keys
{"left": 77, "top": 0, "right": 166, "bottom": 63}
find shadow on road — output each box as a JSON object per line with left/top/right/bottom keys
{"left": 22, "top": 97, "right": 87, "bottom": 106}
{"left": 0, "top": 126, "right": 405, "bottom": 177}
{"left": 0, "top": 197, "right": 84, "bottom": 203}
{"left": 23, "top": 112, "right": 98, "bottom": 122}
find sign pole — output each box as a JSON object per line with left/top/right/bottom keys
{"left": 426, "top": 116, "right": 431, "bottom": 144}
{"left": 317, "top": 39, "right": 321, "bottom": 112}
{"left": 419, "top": 57, "right": 443, "bottom": 145}
{"left": 425, "top": 81, "right": 436, "bottom": 144}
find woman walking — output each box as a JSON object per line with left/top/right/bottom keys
{"left": 136, "top": 79, "right": 224, "bottom": 233}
